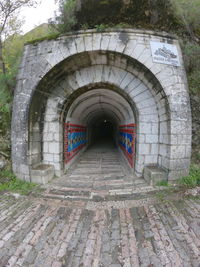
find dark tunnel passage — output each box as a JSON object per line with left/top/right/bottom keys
{"left": 90, "top": 118, "right": 116, "bottom": 145}
{"left": 63, "top": 88, "right": 136, "bottom": 169}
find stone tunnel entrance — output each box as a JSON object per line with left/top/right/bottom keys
{"left": 63, "top": 89, "right": 136, "bottom": 170}
{"left": 12, "top": 29, "right": 191, "bottom": 184}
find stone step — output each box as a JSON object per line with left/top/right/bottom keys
{"left": 50, "top": 141, "right": 149, "bottom": 192}
{"left": 41, "top": 185, "right": 160, "bottom": 202}
{"left": 75, "top": 164, "right": 100, "bottom": 168}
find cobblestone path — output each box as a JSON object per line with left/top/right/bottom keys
{"left": 1, "top": 143, "right": 200, "bottom": 266}
{"left": 0, "top": 193, "right": 200, "bottom": 267}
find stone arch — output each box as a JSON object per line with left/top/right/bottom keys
{"left": 29, "top": 50, "right": 167, "bottom": 178}
{"left": 12, "top": 29, "right": 191, "bottom": 182}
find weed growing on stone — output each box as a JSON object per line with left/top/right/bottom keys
{"left": 95, "top": 24, "right": 109, "bottom": 31}
{"left": 155, "top": 190, "right": 173, "bottom": 204}
{"left": 178, "top": 165, "right": 200, "bottom": 188}
{"left": 0, "top": 169, "right": 39, "bottom": 195}
{"left": 156, "top": 180, "right": 169, "bottom": 186}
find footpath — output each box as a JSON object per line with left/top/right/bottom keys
{"left": 0, "top": 144, "right": 200, "bottom": 266}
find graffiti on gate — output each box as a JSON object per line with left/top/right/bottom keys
{"left": 118, "top": 124, "right": 136, "bottom": 167}
{"left": 64, "top": 123, "right": 87, "bottom": 163}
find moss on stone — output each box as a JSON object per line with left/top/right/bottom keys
{"left": 25, "top": 33, "right": 61, "bottom": 45}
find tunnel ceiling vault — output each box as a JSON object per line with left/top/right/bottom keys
{"left": 36, "top": 50, "right": 160, "bottom": 93}
{"left": 32, "top": 49, "right": 168, "bottom": 125}
{"left": 66, "top": 89, "right": 134, "bottom": 125}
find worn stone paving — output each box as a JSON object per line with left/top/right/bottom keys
{"left": 50, "top": 141, "right": 149, "bottom": 191}
{"left": 1, "top": 144, "right": 200, "bottom": 266}
{"left": 0, "top": 193, "right": 200, "bottom": 267}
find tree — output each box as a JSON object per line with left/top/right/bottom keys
{"left": 53, "top": 0, "right": 180, "bottom": 34}
{"left": 0, "top": 0, "right": 37, "bottom": 77}
{"left": 171, "top": 0, "right": 200, "bottom": 39}
{"left": 50, "top": 0, "right": 77, "bottom": 33}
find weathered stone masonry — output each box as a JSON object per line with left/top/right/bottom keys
{"left": 12, "top": 29, "right": 192, "bottom": 183}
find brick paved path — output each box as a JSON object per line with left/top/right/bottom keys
{"left": 1, "top": 143, "right": 200, "bottom": 266}
{"left": 0, "top": 193, "right": 200, "bottom": 267}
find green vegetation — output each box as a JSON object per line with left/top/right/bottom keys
{"left": 156, "top": 180, "right": 169, "bottom": 187}
{"left": 156, "top": 166, "right": 200, "bottom": 189}
{"left": 52, "top": 0, "right": 200, "bottom": 37}
{"left": 53, "top": 0, "right": 181, "bottom": 33}
{"left": 171, "top": 0, "right": 200, "bottom": 37}
{"left": 52, "top": 0, "right": 77, "bottom": 33}
{"left": 0, "top": 169, "right": 40, "bottom": 195}
{"left": 0, "top": 24, "right": 55, "bottom": 156}
{"left": 181, "top": 42, "right": 200, "bottom": 95}
{"left": 178, "top": 165, "right": 200, "bottom": 188}
{"left": 25, "top": 32, "right": 60, "bottom": 45}
{"left": 194, "top": 152, "right": 200, "bottom": 162}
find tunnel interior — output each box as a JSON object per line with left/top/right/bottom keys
{"left": 64, "top": 88, "right": 136, "bottom": 168}
{"left": 90, "top": 117, "right": 115, "bottom": 144}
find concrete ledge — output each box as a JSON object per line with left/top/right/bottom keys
{"left": 144, "top": 166, "right": 168, "bottom": 186}
{"left": 31, "top": 164, "right": 55, "bottom": 185}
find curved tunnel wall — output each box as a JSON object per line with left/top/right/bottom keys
{"left": 12, "top": 29, "right": 192, "bottom": 182}
{"left": 63, "top": 88, "right": 136, "bottom": 168}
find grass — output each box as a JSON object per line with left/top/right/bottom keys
{"left": 156, "top": 180, "right": 169, "bottom": 186}
{"left": 0, "top": 169, "right": 40, "bottom": 195}
{"left": 155, "top": 165, "right": 200, "bottom": 202}
{"left": 178, "top": 165, "right": 200, "bottom": 188}
{"left": 155, "top": 165, "right": 200, "bottom": 189}
{"left": 25, "top": 32, "right": 60, "bottom": 45}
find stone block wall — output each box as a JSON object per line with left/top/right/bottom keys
{"left": 12, "top": 29, "right": 191, "bottom": 182}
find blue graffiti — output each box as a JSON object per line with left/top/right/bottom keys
{"left": 119, "top": 132, "right": 133, "bottom": 154}
{"left": 68, "top": 132, "right": 87, "bottom": 152}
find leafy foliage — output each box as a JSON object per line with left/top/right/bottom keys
{"left": 0, "top": 24, "right": 53, "bottom": 153}
{"left": 0, "top": 87, "right": 11, "bottom": 137}
{"left": 182, "top": 42, "right": 200, "bottom": 95}
{"left": 0, "top": 0, "right": 38, "bottom": 78}
{"left": 50, "top": 0, "right": 77, "bottom": 33}
{"left": 52, "top": 0, "right": 181, "bottom": 33}
{"left": 171, "top": 0, "right": 200, "bottom": 37}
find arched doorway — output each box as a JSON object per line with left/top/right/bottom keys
{"left": 63, "top": 88, "right": 136, "bottom": 170}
